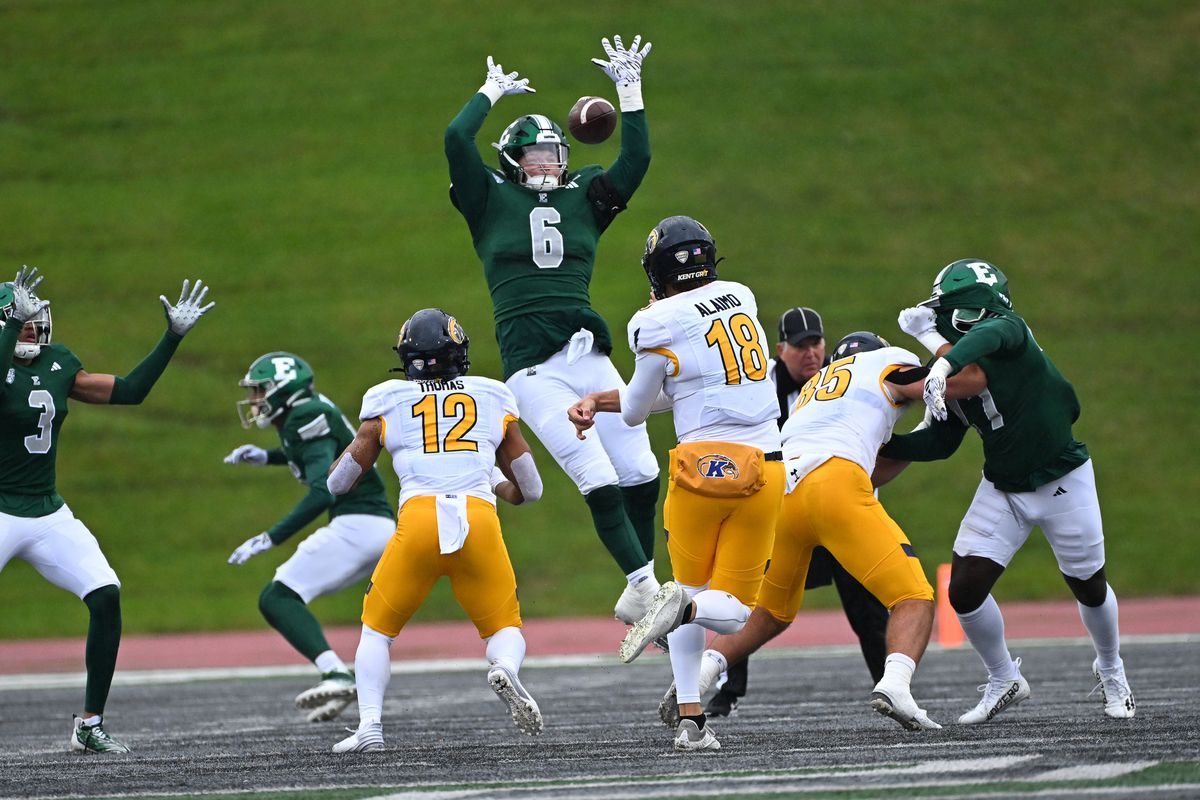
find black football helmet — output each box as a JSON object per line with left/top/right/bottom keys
{"left": 393, "top": 308, "right": 470, "bottom": 380}
{"left": 831, "top": 331, "right": 891, "bottom": 360}
{"left": 641, "top": 215, "right": 720, "bottom": 298}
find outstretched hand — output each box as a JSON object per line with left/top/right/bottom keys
{"left": 9, "top": 265, "right": 49, "bottom": 322}
{"left": 591, "top": 34, "right": 651, "bottom": 86}
{"left": 227, "top": 532, "right": 273, "bottom": 565}
{"left": 480, "top": 55, "right": 535, "bottom": 103}
{"left": 160, "top": 279, "right": 215, "bottom": 336}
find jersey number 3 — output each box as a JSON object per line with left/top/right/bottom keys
{"left": 412, "top": 393, "right": 480, "bottom": 453}
{"left": 25, "top": 390, "right": 55, "bottom": 454}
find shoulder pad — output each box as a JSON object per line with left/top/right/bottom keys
{"left": 297, "top": 414, "right": 331, "bottom": 441}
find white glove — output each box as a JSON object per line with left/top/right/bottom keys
{"left": 224, "top": 444, "right": 269, "bottom": 466}
{"left": 923, "top": 358, "right": 953, "bottom": 422}
{"left": 478, "top": 56, "right": 535, "bottom": 106}
{"left": 8, "top": 265, "right": 49, "bottom": 322}
{"left": 898, "top": 306, "right": 950, "bottom": 355}
{"left": 160, "top": 279, "right": 215, "bottom": 336}
{"left": 591, "top": 34, "right": 651, "bottom": 111}
{"left": 227, "top": 532, "right": 273, "bottom": 565}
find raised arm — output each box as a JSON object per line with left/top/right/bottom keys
{"left": 0, "top": 266, "right": 49, "bottom": 392}
{"left": 70, "top": 279, "right": 215, "bottom": 405}
{"left": 593, "top": 34, "right": 652, "bottom": 204}
{"left": 446, "top": 57, "right": 535, "bottom": 231}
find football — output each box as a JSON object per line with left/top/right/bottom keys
{"left": 568, "top": 96, "right": 617, "bottom": 144}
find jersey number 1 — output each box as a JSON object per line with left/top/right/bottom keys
{"left": 412, "top": 393, "right": 480, "bottom": 453}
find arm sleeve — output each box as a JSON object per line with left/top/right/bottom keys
{"left": 265, "top": 438, "right": 338, "bottom": 545}
{"left": 445, "top": 93, "right": 495, "bottom": 233}
{"left": 943, "top": 317, "right": 1024, "bottom": 374}
{"left": 620, "top": 351, "right": 671, "bottom": 427}
{"left": 266, "top": 449, "right": 288, "bottom": 465}
{"left": 602, "top": 110, "right": 650, "bottom": 205}
{"left": 878, "top": 417, "right": 968, "bottom": 462}
{"left": 108, "top": 330, "right": 183, "bottom": 405}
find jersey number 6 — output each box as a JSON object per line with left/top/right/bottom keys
{"left": 529, "top": 208, "right": 564, "bottom": 269}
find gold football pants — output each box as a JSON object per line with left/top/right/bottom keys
{"left": 362, "top": 495, "right": 521, "bottom": 638}
{"left": 759, "top": 457, "right": 933, "bottom": 623}
{"left": 664, "top": 460, "right": 785, "bottom": 606}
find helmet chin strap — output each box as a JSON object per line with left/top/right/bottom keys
{"left": 13, "top": 342, "right": 41, "bottom": 359}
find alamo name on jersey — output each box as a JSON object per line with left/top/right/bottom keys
{"left": 781, "top": 346, "right": 922, "bottom": 478}
{"left": 360, "top": 376, "right": 518, "bottom": 508}
{"left": 627, "top": 279, "right": 780, "bottom": 451}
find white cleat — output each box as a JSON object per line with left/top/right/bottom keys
{"left": 619, "top": 582, "right": 689, "bottom": 664}
{"left": 488, "top": 666, "right": 544, "bottom": 735}
{"left": 332, "top": 719, "right": 384, "bottom": 753}
{"left": 869, "top": 681, "right": 942, "bottom": 731}
{"left": 1092, "top": 658, "right": 1135, "bottom": 718}
{"left": 614, "top": 576, "right": 661, "bottom": 624}
{"left": 674, "top": 718, "right": 721, "bottom": 752}
{"left": 295, "top": 670, "right": 356, "bottom": 710}
{"left": 958, "top": 659, "right": 1031, "bottom": 724}
{"left": 659, "top": 654, "right": 724, "bottom": 729}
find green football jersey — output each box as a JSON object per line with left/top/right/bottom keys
{"left": 446, "top": 93, "right": 651, "bottom": 378}
{"left": 274, "top": 395, "right": 393, "bottom": 531}
{"left": 0, "top": 343, "right": 82, "bottom": 517}
{"left": 884, "top": 314, "right": 1088, "bottom": 492}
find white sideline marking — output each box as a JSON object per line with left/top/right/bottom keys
{"left": 1032, "top": 761, "right": 1159, "bottom": 781}
{"left": 1, "top": 633, "right": 1195, "bottom": 692}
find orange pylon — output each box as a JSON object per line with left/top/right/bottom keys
{"left": 936, "top": 563, "right": 965, "bottom": 647}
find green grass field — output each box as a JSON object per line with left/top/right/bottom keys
{"left": 1, "top": 0, "right": 1196, "bottom": 638}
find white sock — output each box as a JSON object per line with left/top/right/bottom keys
{"left": 957, "top": 594, "right": 1019, "bottom": 681}
{"left": 881, "top": 652, "right": 916, "bottom": 689}
{"left": 1077, "top": 583, "right": 1121, "bottom": 671}
{"left": 690, "top": 589, "right": 751, "bottom": 634}
{"left": 354, "top": 625, "right": 393, "bottom": 724}
{"left": 626, "top": 561, "right": 657, "bottom": 588}
{"left": 485, "top": 626, "right": 527, "bottom": 676}
{"left": 315, "top": 650, "right": 348, "bottom": 675}
{"left": 82, "top": 714, "right": 102, "bottom": 727}
{"left": 668, "top": 622, "right": 706, "bottom": 704}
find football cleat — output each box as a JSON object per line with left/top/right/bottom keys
{"left": 488, "top": 666, "right": 544, "bottom": 736}
{"left": 295, "top": 670, "right": 356, "bottom": 710}
{"left": 619, "top": 582, "right": 689, "bottom": 663}
{"left": 1091, "top": 659, "right": 1135, "bottom": 719}
{"left": 332, "top": 719, "right": 385, "bottom": 753}
{"left": 70, "top": 715, "right": 131, "bottom": 754}
{"left": 614, "top": 576, "right": 660, "bottom": 625}
{"left": 306, "top": 695, "right": 354, "bottom": 723}
{"left": 869, "top": 681, "right": 942, "bottom": 731}
{"left": 957, "top": 659, "right": 1031, "bottom": 724}
{"left": 674, "top": 719, "right": 721, "bottom": 752}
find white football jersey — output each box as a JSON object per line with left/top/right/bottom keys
{"left": 627, "top": 280, "right": 780, "bottom": 451}
{"left": 780, "top": 346, "right": 921, "bottom": 476}
{"left": 360, "top": 376, "right": 518, "bottom": 508}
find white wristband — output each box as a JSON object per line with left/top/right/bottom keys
{"left": 929, "top": 357, "right": 953, "bottom": 381}
{"left": 489, "top": 466, "right": 508, "bottom": 491}
{"left": 915, "top": 329, "right": 951, "bottom": 355}
{"left": 478, "top": 82, "right": 504, "bottom": 106}
{"left": 615, "top": 82, "right": 643, "bottom": 113}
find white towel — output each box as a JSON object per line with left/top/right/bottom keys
{"left": 435, "top": 493, "right": 470, "bottom": 554}
{"left": 565, "top": 328, "right": 595, "bottom": 365}
{"left": 784, "top": 454, "right": 832, "bottom": 494}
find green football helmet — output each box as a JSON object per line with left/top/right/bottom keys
{"left": 237, "top": 352, "right": 315, "bottom": 429}
{"left": 0, "top": 281, "right": 52, "bottom": 359}
{"left": 493, "top": 114, "right": 570, "bottom": 190}
{"left": 919, "top": 259, "right": 1013, "bottom": 335}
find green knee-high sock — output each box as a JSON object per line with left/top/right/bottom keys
{"left": 83, "top": 584, "right": 122, "bottom": 715}
{"left": 584, "top": 484, "right": 648, "bottom": 574}
{"left": 259, "top": 581, "right": 331, "bottom": 662}
{"left": 620, "top": 476, "right": 661, "bottom": 563}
